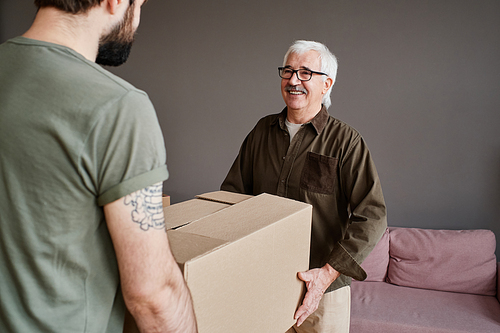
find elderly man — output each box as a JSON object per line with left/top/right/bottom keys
{"left": 221, "top": 40, "right": 387, "bottom": 333}
{"left": 0, "top": 1, "right": 197, "bottom": 332}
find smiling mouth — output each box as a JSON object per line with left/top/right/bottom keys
{"left": 286, "top": 86, "right": 308, "bottom": 95}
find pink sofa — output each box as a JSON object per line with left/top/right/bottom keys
{"left": 351, "top": 227, "right": 500, "bottom": 333}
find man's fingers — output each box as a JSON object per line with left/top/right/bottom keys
{"left": 294, "top": 304, "right": 306, "bottom": 320}
{"left": 293, "top": 288, "right": 322, "bottom": 326}
{"left": 295, "top": 302, "right": 318, "bottom": 327}
{"left": 297, "top": 270, "right": 313, "bottom": 282}
{"left": 296, "top": 311, "right": 309, "bottom": 327}
{"left": 294, "top": 304, "right": 311, "bottom": 326}
{"left": 294, "top": 267, "right": 335, "bottom": 326}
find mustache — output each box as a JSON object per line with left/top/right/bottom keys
{"left": 285, "top": 85, "right": 308, "bottom": 94}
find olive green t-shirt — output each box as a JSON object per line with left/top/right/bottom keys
{"left": 0, "top": 37, "right": 168, "bottom": 332}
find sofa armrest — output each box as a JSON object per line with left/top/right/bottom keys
{"left": 497, "top": 262, "right": 500, "bottom": 303}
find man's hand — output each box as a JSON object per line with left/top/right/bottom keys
{"left": 294, "top": 263, "right": 340, "bottom": 327}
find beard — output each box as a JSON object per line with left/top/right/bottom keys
{"left": 96, "top": 4, "right": 136, "bottom": 67}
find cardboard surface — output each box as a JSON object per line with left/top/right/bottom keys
{"left": 195, "top": 190, "right": 252, "bottom": 204}
{"left": 162, "top": 194, "right": 170, "bottom": 207}
{"left": 167, "top": 230, "right": 228, "bottom": 271}
{"left": 181, "top": 193, "right": 308, "bottom": 242}
{"left": 164, "top": 191, "right": 312, "bottom": 333}
{"left": 163, "top": 198, "right": 230, "bottom": 230}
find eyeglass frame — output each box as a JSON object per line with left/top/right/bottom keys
{"left": 278, "top": 66, "right": 328, "bottom": 82}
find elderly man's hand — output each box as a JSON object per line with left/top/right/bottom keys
{"left": 294, "top": 263, "right": 340, "bottom": 327}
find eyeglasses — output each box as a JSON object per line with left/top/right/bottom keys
{"left": 278, "top": 67, "right": 328, "bottom": 81}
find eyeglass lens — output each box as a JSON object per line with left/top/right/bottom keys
{"left": 280, "top": 68, "right": 312, "bottom": 81}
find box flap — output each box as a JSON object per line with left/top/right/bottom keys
{"left": 178, "top": 193, "right": 311, "bottom": 242}
{"left": 195, "top": 190, "right": 252, "bottom": 205}
{"left": 163, "top": 198, "right": 230, "bottom": 230}
{"left": 167, "top": 230, "right": 228, "bottom": 268}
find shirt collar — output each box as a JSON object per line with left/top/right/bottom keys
{"left": 274, "top": 105, "right": 329, "bottom": 135}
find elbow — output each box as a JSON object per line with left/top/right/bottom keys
{"left": 124, "top": 277, "right": 183, "bottom": 315}
{"left": 123, "top": 277, "right": 195, "bottom": 330}
{"left": 124, "top": 286, "right": 167, "bottom": 319}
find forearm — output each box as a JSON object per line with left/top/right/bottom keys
{"left": 126, "top": 266, "right": 197, "bottom": 333}
{"left": 117, "top": 228, "right": 198, "bottom": 333}
{"left": 104, "top": 184, "right": 197, "bottom": 332}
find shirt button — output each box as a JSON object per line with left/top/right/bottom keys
{"left": 281, "top": 179, "right": 285, "bottom": 183}
{"left": 282, "top": 156, "right": 286, "bottom": 160}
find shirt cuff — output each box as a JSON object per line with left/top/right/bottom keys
{"left": 327, "top": 242, "right": 367, "bottom": 281}
{"left": 97, "top": 166, "right": 169, "bottom": 206}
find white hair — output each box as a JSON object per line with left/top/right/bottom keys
{"left": 283, "top": 40, "right": 338, "bottom": 109}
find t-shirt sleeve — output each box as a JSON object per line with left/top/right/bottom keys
{"left": 79, "top": 90, "right": 169, "bottom": 206}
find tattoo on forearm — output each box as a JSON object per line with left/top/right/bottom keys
{"left": 124, "top": 183, "right": 165, "bottom": 231}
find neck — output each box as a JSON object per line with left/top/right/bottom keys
{"left": 22, "top": 7, "right": 104, "bottom": 62}
{"left": 286, "top": 104, "right": 322, "bottom": 124}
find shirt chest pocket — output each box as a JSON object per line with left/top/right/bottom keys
{"left": 300, "top": 152, "right": 338, "bottom": 195}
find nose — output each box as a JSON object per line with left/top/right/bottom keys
{"left": 288, "top": 71, "right": 302, "bottom": 85}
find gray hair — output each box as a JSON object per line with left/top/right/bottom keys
{"left": 283, "top": 40, "right": 338, "bottom": 109}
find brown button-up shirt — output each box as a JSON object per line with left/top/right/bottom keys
{"left": 221, "top": 106, "right": 387, "bottom": 292}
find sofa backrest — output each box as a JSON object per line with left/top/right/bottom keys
{"left": 361, "top": 227, "right": 497, "bottom": 296}
{"left": 389, "top": 227, "right": 497, "bottom": 296}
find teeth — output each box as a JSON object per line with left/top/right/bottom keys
{"left": 285, "top": 86, "right": 307, "bottom": 95}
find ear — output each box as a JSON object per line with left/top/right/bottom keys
{"left": 322, "top": 77, "right": 333, "bottom": 94}
{"left": 106, "top": 0, "right": 126, "bottom": 15}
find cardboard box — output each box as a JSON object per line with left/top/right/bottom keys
{"left": 162, "top": 194, "right": 170, "bottom": 207}
{"left": 165, "top": 191, "right": 312, "bottom": 333}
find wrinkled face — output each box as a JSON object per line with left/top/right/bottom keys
{"left": 96, "top": 0, "right": 145, "bottom": 66}
{"left": 281, "top": 50, "right": 330, "bottom": 116}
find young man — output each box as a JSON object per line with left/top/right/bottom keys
{"left": 0, "top": 1, "right": 197, "bottom": 332}
{"left": 221, "top": 40, "right": 387, "bottom": 333}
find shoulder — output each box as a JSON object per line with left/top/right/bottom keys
{"left": 71, "top": 62, "right": 155, "bottom": 124}
{"left": 29, "top": 37, "right": 149, "bottom": 102}
{"left": 257, "top": 112, "right": 281, "bottom": 126}
{"left": 251, "top": 110, "right": 284, "bottom": 132}
{"left": 241, "top": 112, "right": 282, "bottom": 144}
{"left": 74, "top": 59, "right": 148, "bottom": 103}
{"left": 324, "top": 115, "right": 362, "bottom": 144}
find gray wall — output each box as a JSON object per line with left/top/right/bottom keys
{"left": 2, "top": 0, "right": 500, "bottom": 256}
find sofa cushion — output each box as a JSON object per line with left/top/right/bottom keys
{"left": 351, "top": 281, "right": 500, "bottom": 333}
{"left": 361, "top": 228, "right": 389, "bottom": 282}
{"left": 387, "top": 227, "right": 497, "bottom": 296}
{"left": 497, "top": 262, "right": 500, "bottom": 302}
